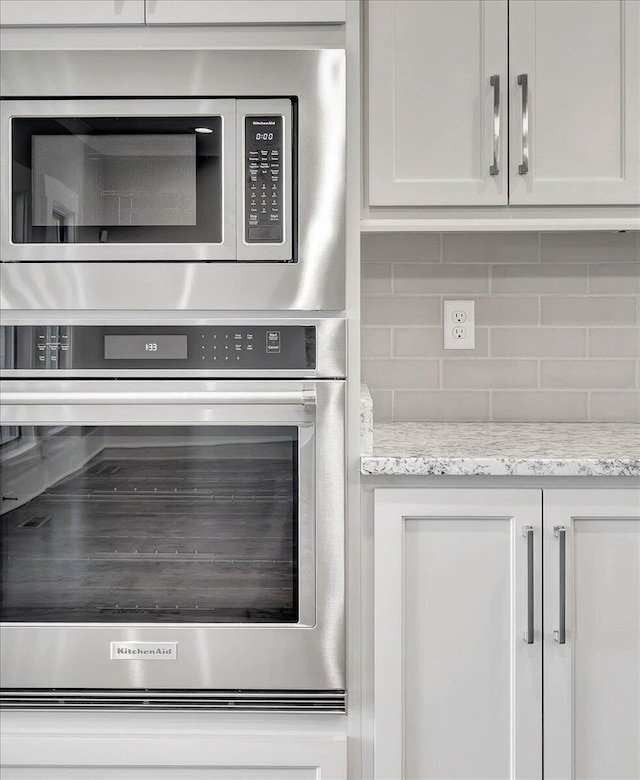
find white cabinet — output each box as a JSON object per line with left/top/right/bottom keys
{"left": 373, "top": 486, "right": 640, "bottom": 780}
{"left": 0, "top": 0, "right": 345, "bottom": 26}
{"left": 145, "top": 0, "right": 346, "bottom": 25}
{"left": 1, "top": 733, "right": 347, "bottom": 780}
{"left": 367, "top": 0, "right": 640, "bottom": 208}
{"left": 509, "top": 0, "right": 640, "bottom": 205}
{"left": 367, "top": 0, "right": 508, "bottom": 206}
{"left": 374, "top": 488, "right": 542, "bottom": 780}
{"left": 0, "top": 0, "right": 145, "bottom": 26}
{"left": 543, "top": 489, "right": 640, "bottom": 780}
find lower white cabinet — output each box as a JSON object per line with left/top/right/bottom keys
{"left": 374, "top": 487, "right": 640, "bottom": 780}
{"left": 1, "top": 734, "right": 347, "bottom": 780}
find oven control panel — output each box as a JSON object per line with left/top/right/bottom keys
{"left": 244, "top": 115, "right": 283, "bottom": 244}
{"left": 1, "top": 325, "right": 316, "bottom": 371}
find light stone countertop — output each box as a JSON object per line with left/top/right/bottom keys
{"left": 361, "top": 421, "right": 640, "bottom": 477}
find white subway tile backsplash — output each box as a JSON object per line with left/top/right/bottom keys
{"left": 541, "top": 296, "right": 636, "bottom": 325}
{"left": 475, "top": 296, "right": 539, "bottom": 326}
{"left": 491, "top": 328, "right": 586, "bottom": 357}
{"left": 361, "top": 263, "right": 392, "bottom": 295}
{"left": 443, "top": 359, "right": 538, "bottom": 389}
{"left": 361, "top": 232, "right": 640, "bottom": 423}
{"left": 361, "top": 232, "right": 441, "bottom": 263}
{"left": 443, "top": 232, "right": 539, "bottom": 263}
{"left": 362, "top": 296, "right": 441, "bottom": 326}
{"left": 589, "top": 328, "right": 640, "bottom": 358}
{"left": 492, "top": 391, "right": 589, "bottom": 422}
{"left": 588, "top": 263, "right": 640, "bottom": 294}
{"left": 590, "top": 392, "right": 640, "bottom": 423}
{"left": 362, "top": 359, "right": 439, "bottom": 390}
{"left": 393, "top": 263, "right": 489, "bottom": 294}
{"left": 361, "top": 328, "right": 392, "bottom": 357}
{"left": 491, "top": 264, "right": 588, "bottom": 294}
{"left": 540, "top": 359, "right": 637, "bottom": 389}
{"left": 540, "top": 232, "right": 639, "bottom": 263}
{"left": 395, "top": 391, "right": 491, "bottom": 421}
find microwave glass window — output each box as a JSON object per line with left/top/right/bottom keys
{"left": 11, "top": 117, "right": 222, "bottom": 244}
{"left": 0, "top": 425, "right": 299, "bottom": 623}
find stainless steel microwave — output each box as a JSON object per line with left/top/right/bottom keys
{"left": 0, "top": 50, "right": 345, "bottom": 312}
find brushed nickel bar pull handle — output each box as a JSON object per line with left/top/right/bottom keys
{"left": 0, "top": 390, "right": 316, "bottom": 407}
{"left": 517, "top": 74, "right": 529, "bottom": 174}
{"left": 554, "top": 526, "right": 567, "bottom": 644}
{"left": 523, "top": 525, "right": 534, "bottom": 644}
{"left": 489, "top": 74, "right": 500, "bottom": 176}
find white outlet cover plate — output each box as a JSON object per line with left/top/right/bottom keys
{"left": 444, "top": 300, "right": 475, "bottom": 349}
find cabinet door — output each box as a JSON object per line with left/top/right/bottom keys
{"left": 367, "top": 0, "right": 508, "bottom": 206}
{"left": 1, "top": 735, "right": 347, "bottom": 779}
{"left": 0, "top": 0, "right": 144, "bottom": 26}
{"left": 543, "top": 489, "right": 640, "bottom": 780}
{"left": 374, "top": 488, "right": 542, "bottom": 780}
{"left": 145, "top": 0, "right": 346, "bottom": 25}
{"left": 509, "top": 0, "right": 640, "bottom": 205}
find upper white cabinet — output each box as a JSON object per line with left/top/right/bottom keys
{"left": 367, "top": 0, "right": 640, "bottom": 208}
{"left": 509, "top": 0, "right": 640, "bottom": 205}
{"left": 367, "top": 0, "right": 508, "bottom": 206}
{"left": 0, "top": 0, "right": 346, "bottom": 27}
{"left": 0, "top": 0, "right": 145, "bottom": 26}
{"left": 145, "top": 0, "right": 346, "bottom": 25}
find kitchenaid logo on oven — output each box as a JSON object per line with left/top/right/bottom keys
{"left": 110, "top": 642, "right": 178, "bottom": 660}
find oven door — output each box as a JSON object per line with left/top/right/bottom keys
{"left": 1, "top": 99, "right": 236, "bottom": 262}
{"left": 0, "top": 380, "right": 344, "bottom": 696}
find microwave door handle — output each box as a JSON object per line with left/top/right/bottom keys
{"left": 0, "top": 389, "right": 316, "bottom": 407}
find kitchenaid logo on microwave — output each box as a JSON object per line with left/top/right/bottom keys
{"left": 110, "top": 641, "right": 178, "bottom": 660}
{"left": 251, "top": 120, "right": 277, "bottom": 126}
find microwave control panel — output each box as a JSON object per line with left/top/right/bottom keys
{"left": 245, "top": 115, "right": 283, "bottom": 244}
{"left": 1, "top": 326, "right": 316, "bottom": 371}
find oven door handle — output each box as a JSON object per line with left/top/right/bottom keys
{"left": 0, "top": 389, "right": 316, "bottom": 407}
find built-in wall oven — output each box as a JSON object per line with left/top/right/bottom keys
{"left": 0, "top": 49, "right": 345, "bottom": 312}
{"left": 0, "top": 318, "right": 345, "bottom": 710}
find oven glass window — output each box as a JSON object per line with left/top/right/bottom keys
{"left": 11, "top": 117, "right": 223, "bottom": 244}
{"left": 0, "top": 425, "right": 299, "bottom": 623}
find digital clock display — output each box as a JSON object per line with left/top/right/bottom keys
{"left": 104, "top": 335, "right": 188, "bottom": 360}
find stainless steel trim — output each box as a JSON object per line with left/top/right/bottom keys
{"left": 0, "top": 690, "right": 347, "bottom": 713}
{"left": 517, "top": 74, "right": 529, "bottom": 175}
{"left": 236, "top": 98, "right": 292, "bottom": 262}
{"left": 524, "top": 525, "right": 534, "bottom": 644}
{"left": 1, "top": 98, "right": 237, "bottom": 263}
{"left": 0, "top": 379, "right": 345, "bottom": 691}
{"left": 553, "top": 526, "right": 566, "bottom": 644}
{"left": 0, "top": 49, "right": 346, "bottom": 312}
{"left": 489, "top": 74, "right": 500, "bottom": 176}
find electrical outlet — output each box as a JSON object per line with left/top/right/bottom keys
{"left": 444, "top": 300, "right": 475, "bottom": 350}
